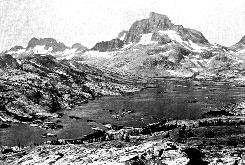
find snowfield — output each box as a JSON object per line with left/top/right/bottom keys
{"left": 137, "top": 33, "right": 157, "bottom": 45}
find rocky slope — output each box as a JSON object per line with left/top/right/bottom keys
{"left": 0, "top": 52, "right": 141, "bottom": 127}
{"left": 2, "top": 114, "right": 245, "bottom": 164}
{"left": 0, "top": 54, "right": 20, "bottom": 69}
{"left": 88, "top": 12, "right": 245, "bottom": 80}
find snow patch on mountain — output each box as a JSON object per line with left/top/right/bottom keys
{"left": 166, "top": 70, "right": 194, "bottom": 77}
{"left": 32, "top": 45, "right": 53, "bottom": 54}
{"left": 118, "top": 32, "right": 126, "bottom": 41}
{"left": 54, "top": 48, "right": 77, "bottom": 60}
{"left": 122, "top": 43, "right": 134, "bottom": 51}
{"left": 158, "top": 30, "right": 208, "bottom": 53}
{"left": 237, "top": 48, "right": 245, "bottom": 54}
{"left": 137, "top": 33, "right": 157, "bottom": 45}
{"left": 7, "top": 49, "right": 26, "bottom": 55}
{"left": 84, "top": 51, "right": 113, "bottom": 59}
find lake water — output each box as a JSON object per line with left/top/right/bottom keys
{"left": 1, "top": 79, "right": 245, "bottom": 146}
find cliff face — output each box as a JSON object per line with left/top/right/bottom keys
{"left": 124, "top": 12, "right": 174, "bottom": 44}
{"left": 91, "top": 39, "right": 124, "bottom": 52}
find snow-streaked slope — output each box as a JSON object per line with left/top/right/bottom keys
{"left": 132, "top": 30, "right": 211, "bottom": 53}
{"left": 158, "top": 30, "right": 209, "bottom": 53}
{"left": 72, "top": 50, "right": 115, "bottom": 66}
{"left": 53, "top": 48, "right": 77, "bottom": 60}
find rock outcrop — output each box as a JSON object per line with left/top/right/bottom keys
{"left": 117, "top": 30, "right": 127, "bottom": 40}
{"left": 0, "top": 54, "right": 20, "bottom": 69}
{"left": 71, "top": 43, "right": 88, "bottom": 52}
{"left": 27, "top": 37, "right": 68, "bottom": 52}
{"left": 9, "top": 46, "right": 24, "bottom": 52}
{"left": 91, "top": 39, "right": 124, "bottom": 52}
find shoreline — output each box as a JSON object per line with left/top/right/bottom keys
{"left": 2, "top": 79, "right": 245, "bottom": 164}
{"left": 2, "top": 115, "right": 245, "bottom": 164}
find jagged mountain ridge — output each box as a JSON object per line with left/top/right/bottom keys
{"left": 5, "top": 37, "right": 88, "bottom": 60}
{"left": 3, "top": 12, "right": 245, "bottom": 80}
{"left": 27, "top": 37, "right": 68, "bottom": 52}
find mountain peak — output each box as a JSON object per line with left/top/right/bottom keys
{"left": 149, "top": 12, "right": 172, "bottom": 25}
{"left": 124, "top": 12, "right": 174, "bottom": 44}
{"left": 124, "top": 12, "right": 208, "bottom": 45}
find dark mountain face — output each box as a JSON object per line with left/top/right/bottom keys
{"left": 123, "top": 12, "right": 209, "bottom": 45}
{"left": 91, "top": 39, "right": 124, "bottom": 52}
{"left": 27, "top": 37, "right": 68, "bottom": 52}
{"left": 0, "top": 54, "right": 20, "bottom": 69}
{"left": 9, "top": 46, "right": 24, "bottom": 51}
{"left": 124, "top": 12, "right": 174, "bottom": 44}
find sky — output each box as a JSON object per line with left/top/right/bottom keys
{"left": 0, "top": 0, "right": 245, "bottom": 51}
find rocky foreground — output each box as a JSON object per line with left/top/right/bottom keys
{"left": 2, "top": 112, "right": 245, "bottom": 164}
{"left": 0, "top": 53, "right": 141, "bottom": 130}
